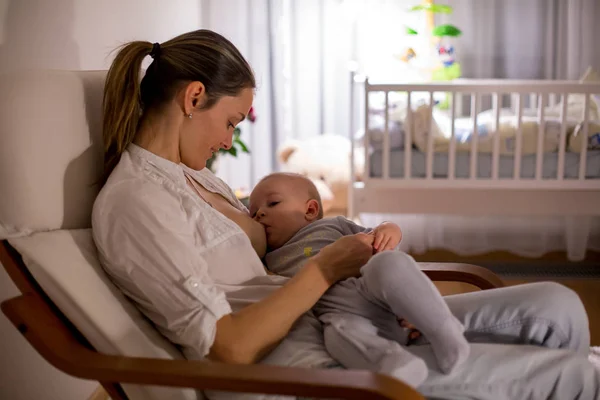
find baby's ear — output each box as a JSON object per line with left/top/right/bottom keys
{"left": 277, "top": 141, "right": 300, "bottom": 164}
{"left": 305, "top": 199, "right": 321, "bottom": 221}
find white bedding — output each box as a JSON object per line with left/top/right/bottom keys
{"left": 363, "top": 104, "right": 592, "bottom": 155}
{"left": 411, "top": 105, "right": 569, "bottom": 155}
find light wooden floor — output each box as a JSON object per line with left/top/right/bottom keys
{"left": 435, "top": 278, "right": 600, "bottom": 346}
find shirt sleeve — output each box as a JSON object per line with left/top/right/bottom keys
{"left": 93, "top": 180, "right": 232, "bottom": 359}
{"left": 336, "top": 216, "right": 372, "bottom": 235}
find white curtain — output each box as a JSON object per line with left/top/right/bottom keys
{"left": 446, "top": 0, "right": 600, "bottom": 79}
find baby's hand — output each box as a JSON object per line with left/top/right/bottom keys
{"left": 371, "top": 222, "right": 402, "bottom": 253}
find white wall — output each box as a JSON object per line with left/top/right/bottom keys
{"left": 0, "top": 0, "right": 201, "bottom": 398}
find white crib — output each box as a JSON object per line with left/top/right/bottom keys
{"left": 348, "top": 71, "right": 600, "bottom": 261}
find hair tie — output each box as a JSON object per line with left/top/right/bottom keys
{"left": 150, "top": 42, "right": 161, "bottom": 59}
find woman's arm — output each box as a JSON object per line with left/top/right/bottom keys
{"left": 209, "top": 233, "right": 375, "bottom": 364}
{"left": 208, "top": 260, "right": 329, "bottom": 363}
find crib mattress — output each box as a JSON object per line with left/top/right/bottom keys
{"left": 369, "top": 149, "right": 600, "bottom": 179}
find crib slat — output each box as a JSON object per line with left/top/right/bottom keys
{"left": 470, "top": 93, "right": 479, "bottom": 179}
{"left": 535, "top": 94, "right": 546, "bottom": 180}
{"left": 404, "top": 92, "right": 412, "bottom": 179}
{"left": 383, "top": 91, "right": 390, "bottom": 180}
{"left": 492, "top": 93, "right": 501, "bottom": 180}
{"left": 511, "top": 93, "right": 519, "bottom": 115}
{"left": 455, "top": 93, "right": 464, "bottom": 118}
{"left": 529, "top": 93, "right": 537, "bottom": 109}
{"left": 364, "top": 78, "right": 370, "bottom": 180}
{"left": 514, "top": 94, "right": 523, "bottom": 179}
{"left": 557, "top": 93, "right": 568, "bottom": 180}
{"left": 426, "top": 92, "right": 434, "bottom": 180}
{"left": 580, "top": 94, "right": 590, "bottom": 180}
{"left": 449, "top": 92, "right": 457, "bottom": 180}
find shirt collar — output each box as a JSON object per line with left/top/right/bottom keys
{"left": 127, "top": 143, "right": 187, "bottom": 186}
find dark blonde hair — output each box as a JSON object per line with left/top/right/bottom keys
{"left": 102, "top": 29, "right": 255, "bottom": 181}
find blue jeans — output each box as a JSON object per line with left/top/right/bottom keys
{"left": 408, "top": 282, "right": 598, "bottom": 399}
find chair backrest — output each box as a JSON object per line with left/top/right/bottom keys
{"left": 0, "top": 70, "right": 198, "bottom": 400}
{"left": 0, "top": 70, "right": 105, "bottom": 238}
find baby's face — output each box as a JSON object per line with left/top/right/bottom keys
{"left": 249, "top": 176, "right": 310, "bottom": 250}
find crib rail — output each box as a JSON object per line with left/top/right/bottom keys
{"left": 353, "top": 76, "right": 600, "bottom": 191}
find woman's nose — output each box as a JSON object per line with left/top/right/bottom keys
{"left": 222, "top": 135, "right": 233, "bottom": 150}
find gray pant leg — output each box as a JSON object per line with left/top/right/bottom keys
{"left": 313, "top": 275, "right": 410, "bottom": 345}
{"left": 321, "top": 313, "right": 428, "bottom": 388}
{"left": 411, "top": 342, "right": 600, "bottom": 400}
{"left": 429, "top": 282, "right": 590, "bottom": 354}
{"left": 359, "top": 251, "right": 463, "bottom": 337}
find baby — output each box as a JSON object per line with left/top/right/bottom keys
{"left": 248, "top": 172, "right": 470, "bottom": 387}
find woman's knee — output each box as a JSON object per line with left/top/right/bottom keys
{"left": 526, "top": 282, "right": 589, "bottom": 348}
{"left": 529, "top": 282, "right": 585, "bottom": 315}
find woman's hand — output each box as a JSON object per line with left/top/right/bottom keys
{"left": 312, "top": 233, "right": 374, "bottom": 285}
{"left": 371, "top": 222, "right": 402, "bottom": 253}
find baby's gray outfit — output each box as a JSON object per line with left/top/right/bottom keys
{"left": 264, "top": 216, "right": 459, "bottom": 386}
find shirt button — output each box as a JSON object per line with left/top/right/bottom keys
{"left": 192, "top": 282, "right": 199, "bottom": 288}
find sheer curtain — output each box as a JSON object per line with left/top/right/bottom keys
{"left": 447, "top": 0, "right": 600, "bottom": 79}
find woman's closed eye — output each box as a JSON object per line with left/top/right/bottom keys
{"left": 228, "top": 121, "right": 235, "bottom": 129}
{"left": 268, "top": 201, "right": 280, "bottom": 208}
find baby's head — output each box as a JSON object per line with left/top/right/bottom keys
{"left": 249, "top": 172, "right": 323, "bottom": 250}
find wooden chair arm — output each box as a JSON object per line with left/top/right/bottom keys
{"left": 419, "top": 262, "right": 504, "bottom": 290}
{"left": 1, "top": 293, "right": 424, "bottom": 400}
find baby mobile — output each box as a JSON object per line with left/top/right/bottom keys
{"left": 399, "top": 0, "right": 462, "bottom": 81}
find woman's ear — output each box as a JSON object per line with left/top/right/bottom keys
{"left": 305, "top": 199, "right": 320, "bottom": 221}
{"left": 183, "top": 81, "right": 206, "bottom": 115}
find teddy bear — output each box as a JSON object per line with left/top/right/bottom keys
{"left": 277, "top": 134, "right": 364, "bottom": 217}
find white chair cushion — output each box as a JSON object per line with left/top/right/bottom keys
{"left": 9, "top": 229, "right": 200, "bottom": 400}
{"left": 0, "top": 70, "right": 105, "bottom": 239}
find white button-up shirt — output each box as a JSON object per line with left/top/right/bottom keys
{"left": 92, "top": 144, "right": 332, "bottom": 372}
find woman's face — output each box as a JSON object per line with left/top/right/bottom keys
{"left": 179, "top": 86, "right": 254, "bottom": 170}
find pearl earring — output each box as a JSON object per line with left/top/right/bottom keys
{"left": 188, "top": 113, "right": 193, "bottom": 119}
